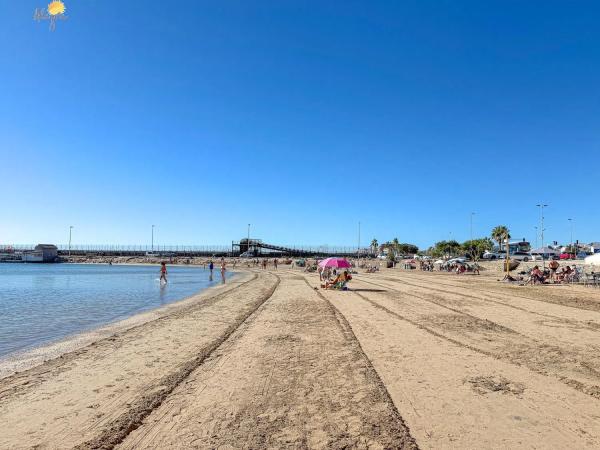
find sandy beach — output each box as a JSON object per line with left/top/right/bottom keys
{"left": 1, "top": 263, "right": 600, "bottom": 449}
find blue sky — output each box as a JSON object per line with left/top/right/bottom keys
{"left": 1, "top": 1, "right": 599, "bottom": 248}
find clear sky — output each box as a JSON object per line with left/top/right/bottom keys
{"left": 2, "top": 1, "right": 599, "bottom": 249}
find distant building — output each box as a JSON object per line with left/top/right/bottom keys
{"left": 22, "top": 244, "right": 58, "bottom": 263}
{"left": 591, "top": 242, "right": 600, "bottom": 254}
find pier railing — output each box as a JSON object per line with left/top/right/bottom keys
{"left": 2, "top": 244, "right": 374, "bottom": 258}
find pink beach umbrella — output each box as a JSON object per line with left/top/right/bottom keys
{"left": 318, "top": 257, "right": 352, "bottom": 269}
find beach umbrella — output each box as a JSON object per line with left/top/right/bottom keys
{"left": 318, "top": 257, "right": 352, "bottom": 268}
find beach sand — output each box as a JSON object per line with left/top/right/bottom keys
{"left": 1, "top": 263, "right": 600, "bottom": 448}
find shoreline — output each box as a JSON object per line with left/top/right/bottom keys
{"left": 0, "top": 269, "right": 247, "bottom": 380}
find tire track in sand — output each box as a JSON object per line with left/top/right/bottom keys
{"left": 118, "top": 271, "right": 418, "bottom": 449}
{"left": 358, "top": 274, "right": 600, "bottom": 332}
{"left": 348, "top": 286, "right": 600, "bottom": 400}
{"left": 74, "top": 273, "right": 281, "bottom": 450}
{"left": 381, "top": 272, "right": 600, "bottom": 314}
{"left": 297, "top": 275, "right": 418, "bottom": 449}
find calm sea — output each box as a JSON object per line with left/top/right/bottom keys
{"left": 0, "top": 263, "right": 225, "bottom": 358}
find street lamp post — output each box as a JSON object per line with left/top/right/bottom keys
{"left": 68, "top": 226, "right": 74, "bottom": 257}
{"left": 568, "top": 218, "right": 574, "bottom": 255}
{"left": 357, "top": 221, "right": 361, "bottom": 263}
{"left": 534, "top": 226, "right": 538, "bottom": 249}
{"left": 247, "top": 224, "right": 250, "bottom": 255}
{"left": 470, "top": 212, "right": 475, "bottom": 241}
{"left": 536, "top": 204, "right": 548, "bottom": 269}
{"left": 151, "top": 225, "right": 155, "bottom": 252}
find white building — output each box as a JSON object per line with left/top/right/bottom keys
{"left": 22, "top": 244, "right": 58, "bottom": 263}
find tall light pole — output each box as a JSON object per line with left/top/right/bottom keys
{"left": 536, "top": 204, "right": 548, "bottom": 269}
{"left": 247, "top": 224, "right": 250, "bottom": 255}
{"left": 568, "top": 218, "right": 573, "bottom": 254}
{"left": 358, "top": 221, "right": 361, "bottom": 262}
{"left": 534, "top": 226, "right": 538, "bottom": 249}
{"left": 151, "top": 225, "right": 155, "bottom": 252}
{"left": 470, "top": 212, "right": 476, "bottom": 241}
{"left": 68, "top": 226, "right": 74, "bottom": 257}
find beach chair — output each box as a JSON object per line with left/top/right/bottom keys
{"left": 334, "top": 280, "right": 348, "bottom": 290}
{"left": 582, "top": 272, "right": 598, "bottom": 287}
{"left": 324, "top": 280, "right": 348, "bottom": 290}
{"left": 568, "top": 266, "right": 583, "bottom": 284}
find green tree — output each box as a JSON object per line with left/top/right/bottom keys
{"left": 398, "top": 243, "right": 419, "bottom": 255}
{"left": 390, "top": 238, "right": 400, "bottom": 257}
{"left": 491, "top": 225, "right": 510, "bottom": 250}
{"left": 430, "top": 240, "right": 461, "bottom": 258}
{"left": 462, "top": 238, "right": 494, "bottom": 261}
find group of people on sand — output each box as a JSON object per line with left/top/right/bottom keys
{"left": 529, "top": 261, "right": 578, "bottom": 285}
{"left": 418, "top": 260, "right": 435, "bottom": 271}
{"left": 239, "top": 258, "right": 279, "bottom": 270}
{"left": 160, "top": 258, "right": 227, "bottom": 285}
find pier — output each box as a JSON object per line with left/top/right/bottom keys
{"left": 2, "top": 242, "right": 369, "bottom": 259}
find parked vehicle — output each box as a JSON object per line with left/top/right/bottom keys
{"left": 240, "top": 251, "right": 255, "bottom": 258}
{"left": 510, "top": 251, "right": 533, "bottom": 262}
{"left": 447, "top": 257, "right": 467, "bottom": 265}
{"left": 559, "top": 253, "right": 575, "bottom": 260}
{"left": 482, "top": 251, "right": 500, "bottom": 260}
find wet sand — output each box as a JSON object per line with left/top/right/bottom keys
{"left": 1, "top": 264, "right": 600, "bottom": 449}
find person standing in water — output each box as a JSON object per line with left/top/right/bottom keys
{"left": 208, "top": 260, "right": 214, "bottom": 281}
{"left": 160, "top": 262, "right": 168, "bottom": 284}
{"left": 220, "top": 259, "right": 226, "bottom": 283}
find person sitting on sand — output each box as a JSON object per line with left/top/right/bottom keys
{"left": 557, "top": 265, "right": 572, "bottom": 283}
{"left": 160, "top": 262, "right": 168, "bottom": 284}
{"left": 530, "top": 265, "right": 545, "bottom": 284}
{"left": 323, "top": 270, "right": 351, "bottom": 289}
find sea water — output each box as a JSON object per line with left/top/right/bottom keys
{"left": 0, "top": 263, "right": 224, "bottom": 358}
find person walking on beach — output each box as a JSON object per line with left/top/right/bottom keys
{"left": 274, "top": 258, "right": 278, "bottom": 270}
{"left": 209, "top": 260, "right": 214, "bottom": 281}
{"left": 159, "top": 262, "right": 168, "bottom": 284}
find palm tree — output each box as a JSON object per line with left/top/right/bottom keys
{"left": 491, "top": 225, "right": 510, "bottom": 250}
{"left": 370, "top": 239, "right": 379, "bottom": 255}
{"left": 392, "top": 237, "right": 400, "bottom": 256}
